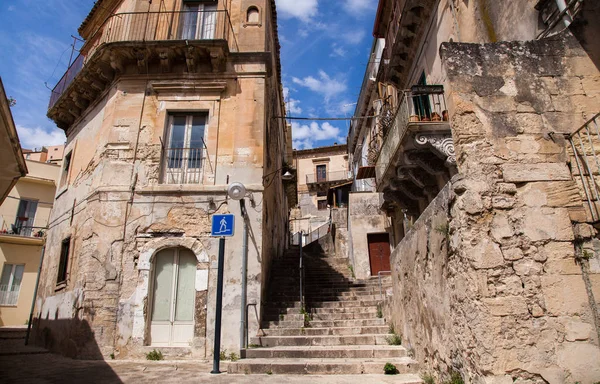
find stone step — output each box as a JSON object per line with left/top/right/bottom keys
{"left": 227, "top": 357, "right": 419, "bottom": 375}
{"left": 263, "top": 318, "right": 386, "bottom": 329}
{"left": 259, "top": 325, "right": 390, "bottom": 336}
{"left": 265, "top": 305, "right": 377, "bottom": 316}
{"left": 242, "top": 345, "right": 407, "bottom": 359}
{"left": 273, "top": 312, "right": 380, "bottom": 321}
{"left": 266, "top": 298, "right": 381, "bottom": 310}
{"left": 0, "top": 328, "right": 27, "bottom": 339}
{"left": 248, "top": 334, "right": 390, "bottom": 347}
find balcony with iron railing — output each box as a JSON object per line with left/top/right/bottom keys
{"left": 374, "top": 85, "right": 454, "bottom": 188}
{"left": 536, "top": 0, "right": 583, "bottom": 39}
{"left": 161, "top": 147, "right": 207, "bottom": 185}
{"left": 306, "top": 171, "right": 352, "bottom": 185}
{"left": 48, "top": 10, "right": 238, "bottom": 128}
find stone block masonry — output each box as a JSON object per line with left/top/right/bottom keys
{"left": 384, "top": 24, "right": 600, "bottom": 384}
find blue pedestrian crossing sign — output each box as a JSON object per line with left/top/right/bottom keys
{"left": 211, "top": 214, "right": 235, "bottom": 237}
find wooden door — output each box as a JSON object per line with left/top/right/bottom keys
{"left": 368, "top": 233, "right": 391, "bottom": 276}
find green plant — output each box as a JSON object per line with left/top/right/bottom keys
{"left": 388, "top": 324, "right": 395, "bottom": 334}
{"left": 146, "top": 349, "right": 163, "bottom": 361}
{"left": 383, "top": 362, "right": 399, "bottom": 375}
{"left": 279, "top": 314, "right": 284, "bottom": 321}
{"left": 376, "top": 304, "right": 383, "bottom": 319}
{"left": 220, "top": 349, "right": 228, "bottom": 360}
{"left": 266, "top": 369, "right": 273, "bottom": 375}
{"left": 422, "top": 372, "right": 435, "bottom": 384}
{"left": 110, "top": 353, "right": 115, "bottom": 360}
{"left": 348, "top": 264, "right": 355, "bottom": 279}
{"left": 385, "top": 333, "right": 402, "bottom": 345}
{"left": 300, "top": 307, "right": 311, "bottom": 327}
{"left": 248, "top": 343, "right": 261, "bottom": 348}
{"left": 435, "top": 223, "right": 450, "bottom": 240}
{"left": 443, "top": 371, "right": 464, "bottom": 384}
{"left": 8, "top": 96, "right": 16, "bottom": 107}
{"left": 229, "top": 352, "right": 239, "bottom": 362}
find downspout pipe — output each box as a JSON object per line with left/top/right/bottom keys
{"left": 240, "top": 198, "right": 248, "bottom": 350}
{"left": 25, "top": 245, "right": 45, "bottom": 345}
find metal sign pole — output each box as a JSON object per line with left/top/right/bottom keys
{"left": 211, "top": 237, "right": 226, "bottom": 374}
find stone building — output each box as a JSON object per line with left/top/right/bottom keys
{"left": 32, "top": 0, "right": 291, "bottom": 360}
{"left": 23, "top": 145, "right": 65, "bottom": 165}
{"left": 0, "top": 158, "right": 60, "bottom": 326}
{"left": 291, "top": 144, "right": 351, "bottom": 236}
{"left": 349, "top": 0, "right": 600, "bottom": 382}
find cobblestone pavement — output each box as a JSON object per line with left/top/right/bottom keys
{"left": 0, "top": 347, "right": 420, "bottom": 384}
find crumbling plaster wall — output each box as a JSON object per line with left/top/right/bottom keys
{"left": 34, "top": 57, "right": 283, "bottom": 359}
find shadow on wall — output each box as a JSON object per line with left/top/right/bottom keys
{"left": 31, "top": 317, "right": 110, "bottom": 361}
{"left": 569, "top": 0, "right": 600, "bottom": 71}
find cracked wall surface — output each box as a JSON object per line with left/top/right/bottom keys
{"left": 32, "top": 0, "right": 289, "bottom": 360}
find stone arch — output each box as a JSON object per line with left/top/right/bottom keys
{"left": 138, "top": 237, "right": 208, "bottom": 271}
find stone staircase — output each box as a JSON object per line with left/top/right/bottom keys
{"left": 228, "top": 246, "right": 420, "bottom": 378}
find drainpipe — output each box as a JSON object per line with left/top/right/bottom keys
{"left": 240, "top": 198, "right": 248, "bottom": 350}
{"left": 25, "top": 245, "right": 45, "bottom": 345}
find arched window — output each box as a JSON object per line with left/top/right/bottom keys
{"left": 247, "top": 6, "right": 260, "bottom": 24}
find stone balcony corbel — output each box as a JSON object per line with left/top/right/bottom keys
{"left": 414, "top": 133, "right": 456, "bottom": 166}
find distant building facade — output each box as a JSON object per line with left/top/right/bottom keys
{"left": 0, "top": 159, "right": 60, "bottom": 326}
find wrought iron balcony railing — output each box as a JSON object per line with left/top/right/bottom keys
{"left": 49, "top": 10, "right": 238, "bottom": 110}
{"left": 374, "top": 86, "right": 450, "bottom": 179}
{"left": 306, "top": 171, "right": 352, "bottom": 185}
{"left": 536, "top": 0, "right": 583, "bottom": 39}
{"left": 0, "top": 225, "right": 46, "bottom": 238}
{"left": 161, "top": 147, "right": 206, "bottom": 185}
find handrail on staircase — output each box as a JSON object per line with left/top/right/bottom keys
{"left": 245, "top": 302, "right": 258, "bottom": 349}
{"left": 299, "top": 230, "right": 305, "bottom": 310}
{"left": 378, "top": 271, "right": 391, "bottom": 300}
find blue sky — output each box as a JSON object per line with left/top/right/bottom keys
{"left": 0, "top": 0, "right": 377, "bottom": 150}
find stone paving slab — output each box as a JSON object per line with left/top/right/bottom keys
{"left": 0, "top": 353, "right": 422, "bottom": 384}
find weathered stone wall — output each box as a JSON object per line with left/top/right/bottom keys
{"left": 385, "top": 182, "right": 452, "bottom": 379}
{"left": 436, "top": 26, "right": 600, "bottom": 383}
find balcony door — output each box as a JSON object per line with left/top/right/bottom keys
{"left": 316, "top": 164, "right": 327, "bottom": 182}
{"left": 180, "top": 2, "right": 217, "bottom": 40}
{"left": 163, "top": 114, "right": 207, "bottom": 184}
{"left": 150, "top": 248, "right": 196, "bottom": 347}
{"left": 14, "top": 199, "right": 37, "bottom": 236}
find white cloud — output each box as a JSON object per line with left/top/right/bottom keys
{"left": 292, "top": 70, "right": 347, "bottom": 102}
{"left": 342, "top": 29, "right": 366, "bottom": 44}
{"left": 283, "top": 86, "right": 303, "bottom": 115}
{"left": 292, "top": 121, "right": 343, "bottom": 149}
{"left": 330, "top": 44, "right": 346, "bottom": 58}
{"left": 343, "top": 0, "right": 377, "bottom": 15}
{"left": 276, "top": 0, "right": 318, "bottom": 22}
{"left": 16, "top": 125, "right": 66, "bottom": 150}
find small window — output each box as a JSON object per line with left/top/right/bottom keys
{"left": 317, "top": 200, "right": 328, "bottom": 211}
{"left": 57, "top": 237, "right": 71, "bottom": 285}
{"left": 247, "top": 6, "right": 260, "bottom": 23}
{"left": 0, "top": 264, "right": 24, "bottom": 306}
{"left": 162, "top": 113, "right": 208, "bottom": 184}
{"left": 60, "top": 151, "right": 72, "bottom": 188}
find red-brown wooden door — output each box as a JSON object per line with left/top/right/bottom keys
{"left": 368, "top": 233, "right": 391, "bottom": 276}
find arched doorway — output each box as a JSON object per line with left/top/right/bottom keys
{"left": 149, "top": 247, "right": 196, "bottom": 347}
